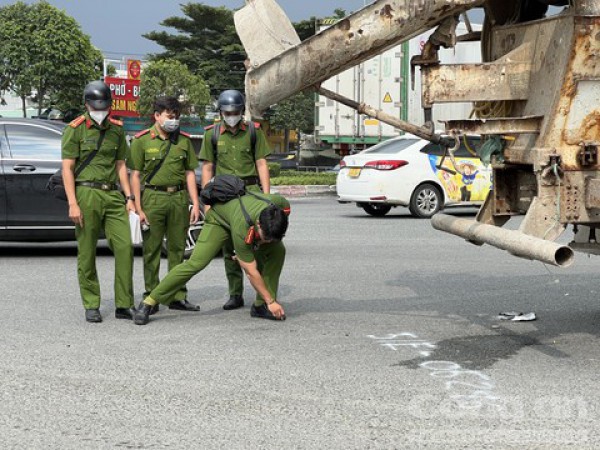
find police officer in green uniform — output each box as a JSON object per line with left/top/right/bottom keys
{"left": 129, "top": 96, "right": 201, "bottom": 312}
{"left": 62, "top": 81, "right": 136, "bottom": 323}
{"left": 134, "top": 191, "right": 290, "bottom": 325}
{"left": 200, "top": 89, "right": 271, "bottom": 311}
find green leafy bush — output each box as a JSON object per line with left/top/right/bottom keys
{"left": 271, "top": 170, "right": 337, "bottom": 186}
{"left": 268, "top": 162, "right": 281, "bottom": 178}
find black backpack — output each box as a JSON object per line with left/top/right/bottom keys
{"left": 210, "top": 121, "right": 257, "bottom": 170}
{"left": 200, "top": 175, "right": 276, "bottom": 232}
{"left": 200, "top": 174, "right": 246, "bottom": 206}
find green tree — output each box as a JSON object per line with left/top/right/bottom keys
{"left": 294, "top": 16, "right": 318, "bottom": 41}
{"left": 269, "top": 90, "right": 315, "bottom": 151}
{"left": 0, "top": 1, "right": 32, "bottom": 116}
{"left": 332, "top": 9, "right": 348, "bottom": 20}
{"left": 294, "top": 9, "right": 347, "bottom": 41}
{"left": 106, "top": 64, "right": 117, "bottom": 77}
{"left": 0, "top": 1, "right": 102, "bottom": 117}
{"left": 143, "top": 3, "right": 347, "bottom": 143}
{"left": 144, "top": 4, "right": 245, "bottom": 94}
{"left": 137, "top": 59, "right": 210, "bottom": 117}
{"left": 144, "top": 4, "right": 348, "bottom": 96}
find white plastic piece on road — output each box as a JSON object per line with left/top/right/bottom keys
{"left": 511, "top": 312, "right": 537, "bottom": 321}
{"left": 497, "top": 311, "right": 537, "bottom": 321}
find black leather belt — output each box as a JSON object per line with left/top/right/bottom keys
{"left": 242, "top": 176, "right": 260, "bottom": 186}
{"left": 144, "top": 184, "right": 185, "bottom": 193}
{"left": 76, "top": 181, "right": 118, "bottom": 191}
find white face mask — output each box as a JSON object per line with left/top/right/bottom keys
{"left": 89, "top": 110, "right": 109, "bottom": 125}
{"left": 223, "top": 115, "right": 242, "bottom": 128}
{"left": 162, "top": 119, "right": 180, "bottom": 133}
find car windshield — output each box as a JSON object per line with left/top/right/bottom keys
{"left": 362, "top": 138, "right": 419, "bottom": 154}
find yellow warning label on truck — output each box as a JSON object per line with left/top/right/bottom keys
{"left": 383, "top": 92, "right": 393, "bottom": 103}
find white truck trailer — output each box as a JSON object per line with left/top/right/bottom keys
{"left": 315, "top": 22, "right": 481, "bottom": 152}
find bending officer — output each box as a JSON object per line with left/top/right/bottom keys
{"left": 199, "top": 89, "right": 271, "bottom": 311}
{"left": 134, "top": 191, "right": 290, "bottom": 325}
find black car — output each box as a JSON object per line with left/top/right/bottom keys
{"left": 0, "top": 119, "right": 72, "bottom": 241}
{"left": 0, "top": 119, "right": 203, "bottom": 256}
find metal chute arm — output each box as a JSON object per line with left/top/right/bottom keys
{"left": 236, "top": 0, "right": 484, "bottom": 117}
{"left": 431, "top": 214, "right": 575, "bottom": 267}
{"left": 317, "top": 86, "right": 449, "bottom": 144}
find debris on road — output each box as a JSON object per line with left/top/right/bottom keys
{"left": 497, "top": 312, "right": 537, "bottom": 321}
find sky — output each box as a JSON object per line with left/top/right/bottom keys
{"left": 0, "top": 0, "right": 494, "bottom": 59}
{"left": 0, "top": 0, "right": 375, "bottom": 58}
{"left": 0, "top": 1, "right": 561, "bottom": 60}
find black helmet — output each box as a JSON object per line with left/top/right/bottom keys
{"left": 217, "top": 90, "right": 245, "bottom": 113}
{"left": 84, "top": 81, "right": 112, "bottom": 110}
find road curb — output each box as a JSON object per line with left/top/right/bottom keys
{"left": 272, "top": 185, "right": 337, "bottom": 197}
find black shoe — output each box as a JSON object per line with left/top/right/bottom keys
{"left": 168, "top": 299, "right": 200, "bottom": 311}
{"left": 134, "top": 303, "right": 153, "bottom": 325}
{"left": 115, "top": 308, "right": 135, "bottom": 320}
{"left": 223, "top": 294, "right": 244, "bottom": 310}
{"left": 250, "top": 303, "right": 285, "bottom": 321}
{"left": 149, "top": 304, "right": 159, "bottom": 315}
{"left": 85, "top": 309, "right": 102, "bottom": 323}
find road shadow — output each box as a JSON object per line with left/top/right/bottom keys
{"left": 439, "top": 209, "right": 479, "bottom": 217}
{"left": 338, "top": 208, "right": 478, "bottom": 220}
{"left": 0, "top": 244, "right": 144, "bottom": 257}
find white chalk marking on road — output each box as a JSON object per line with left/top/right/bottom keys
{"left": 367, "top": 332, "right": 500, "bottom": 410}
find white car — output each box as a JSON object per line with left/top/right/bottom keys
{"left": 336, "top": 135, "right": 492, "bottom": 218}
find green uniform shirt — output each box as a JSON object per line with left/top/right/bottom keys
{"left": 128, "top": 125, "right": 199, "bottom": 186}
{"left": 61, "top": 113, "right": 128, "bottom": 183}
{"left": 207, "top": 193, "right": 290, "bottom": 263}
{"left": 199, "top": 122, "right": 271, "bottom": 178}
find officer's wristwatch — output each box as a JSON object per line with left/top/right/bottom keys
{"left": 126, "top": 194, "right": 135, "bottom": 201}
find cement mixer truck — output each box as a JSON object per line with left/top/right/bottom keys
{"left": 235, "top": 0, "right": 599, "bottom": 269}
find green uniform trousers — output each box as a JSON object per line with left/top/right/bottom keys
{"left": 75, "top": 187, "right": 134, "bottom": 310}
{"left": 141, "top": 189, "right": 189, "bottom": 303}
{"left": 148, "top": 221, "right": 285, "bottom": 305}
{"left": 223, "top": 185, "right": 263, "bottom": 296}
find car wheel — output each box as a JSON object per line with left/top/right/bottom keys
{"left": 362, "top": 203, "right": 392, "bottom": 217}
{"left": 409, "top": 184, "right": 443, "bottom": 218}
{"left": 161, "top": 208, "right": 205, "bottom": 259}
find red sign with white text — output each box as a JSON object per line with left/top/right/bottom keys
{"left": 105, "top": 76, "right": 141, "bottom": 117}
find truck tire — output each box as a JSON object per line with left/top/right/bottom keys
{"left": 409, "top": 184, "right": 443, "bottom": 218}
{"left": 362, "top": 203, "right": 392, "bottom": 217}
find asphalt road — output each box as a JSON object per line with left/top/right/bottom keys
{"left": 1, "top": 198, "right": 599, "bottom": 449}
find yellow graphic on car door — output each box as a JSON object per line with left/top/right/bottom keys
{"left": 428, "top": 155, "right": 492, "bottom": 202}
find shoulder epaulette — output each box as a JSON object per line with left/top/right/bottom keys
{"left": 180, "top": 131, "right": 191, "bottom": 138}
{"left": 69, "top": 115, "right": 86, "bottom": 128}
{"left": 109, "top": 117, "right": 123, "bottom": 127}
{"left": 134, "top": 129, "right": 151, "bottom": 139}
{"left": 253, "top": 122, "right": 261, "bottom": 129}
{"left": 204, "top": 124, "right": 215, "bottom": 131}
